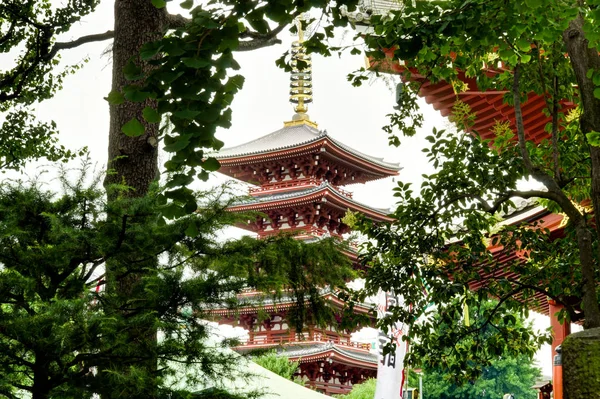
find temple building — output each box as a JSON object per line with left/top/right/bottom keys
{"left": 207, "top": 16, "right": 400, "bottom": 396}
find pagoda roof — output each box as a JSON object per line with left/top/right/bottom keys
{"left": 229, "top": 182, "right": 394, "bottom": 222}
{"left": 212, "top": 123, "right": 401, "bottom": 174}
{"left": 283, "top": 342, "right": 378, "bottom": 369}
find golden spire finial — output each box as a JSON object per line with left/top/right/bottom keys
{"left": 284, "top": 13, "right": 317, "bottom": 128}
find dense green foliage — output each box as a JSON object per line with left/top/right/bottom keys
{"left": 335, "top": 378, "right": 377, "bottom": 399}
{"left": 410, "top": 355, "right": 540, "bottom": 399}
{"left": 0, "top": 0, "right": 94, "bottom": 170}
{"left": 345, "top": 0, "right": 600, "bottom": 382}
{"left": 337, "top": 302, "right": 541, "bottom": 399}
{"left": 337, "top": 357, "right": 540, "bottom": 399}
{"left": 252, "top": 351, "right": 300, "bottom": 380}
{"left": 409, "top": 301, "right": 542, "bottom": 399}
{"left": 0, "top": 0, "right": 362, "bottom": 206}
{"left": 0, "top": 1, "right": 366, "bottom": 397}
{"left": 0, "top": 165, "right": 355, "bottom": 398}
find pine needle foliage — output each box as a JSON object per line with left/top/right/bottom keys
{"left": 0, "top": 164, "right": 355, "bottom": 398}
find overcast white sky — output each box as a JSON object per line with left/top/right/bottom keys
{"left": 8, "top": 0, "right": 561, "bottom": 378}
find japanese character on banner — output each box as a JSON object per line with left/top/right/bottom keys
{"left": 374, "top": 290, "right": 409, "bottom": 399}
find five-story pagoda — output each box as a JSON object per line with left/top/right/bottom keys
{"left": 209, "top": 17, "right": 400, "bottom": 395}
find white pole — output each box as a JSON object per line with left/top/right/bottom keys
{"left": 419, "top": 374, "right": 423, "bottom": 399}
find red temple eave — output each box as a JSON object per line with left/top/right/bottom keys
{"left": 228, "top": 185, "right": 395, "bottom": 223}
{"left": 287, "top": 348, "right": 378, "bottom": 370}
{"left": 369, "top": 52, "right": 577, "bottom": 144}
{"left": 216, "top": 137, "right": 400, "bottom": 178}
{"left": 463, "top": 210, "right": 567, "bottom": 317}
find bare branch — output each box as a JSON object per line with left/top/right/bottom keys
{"left": 237, "top": 37, "right": 282, "bottom": 52}
{"left": 240, "top": 20, "right": 289, "bottom": 40}
{"left": 45, "top": 30, "right": 114, "bottom": 60}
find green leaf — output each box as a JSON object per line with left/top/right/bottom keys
{"left": 180, "top": 0, "right": 193, "bottom": 9}
{"left": 594, "top": 87, "right": 600, "bottom": 100}
{"left": 142, "top": 107, "right": 161, "bottom": 123}
{"left": 197, "top": 170, "right": 209, "bottom": 181}
{"left": 140, "top": 42, "right": 163, "bottom": 60}
{"left": 104, "top": 90, "right": 125, "bottom": 105}
{"left": 185, "top": 221, "right": 199, "bottom": 237}
{"left": 224, "top": 75, "right": 245, "bottom": 92}
{"left": 163, "top": 136, "right": 190, "bottom": 153}
{"left": 121, "top": 118, "right": 145, "bottom": 137}
{"left": 525, "top": 0, "right": 542, "bottom": 8}
{"left": 521, "top": 54, "right": 532, "bottom": 63}
{"left": 593, "top": 73, "right": 600, "bottom": 86}
{"left": 587, "top": 69, "right": 594, "bottom": 79}
{"left": 166, "top": 173, "right": 194, "bottom": 188}
{"left": 201, "top": 157, "right": 220, "bottom": 171}
{"left": 247, "top": 17, "right": 270, "bottom": 34}
{"left": 586, "top": 130, "right": 600, "bottom": 146}
{"left": 161, "top": 203, "right": 186, "bottom": 219}
{"left": 123, "top": 59, "right": 144, "bottom": 81}
{"left": 181, "top": 57, "right": 211, "bottom": 69}
{"left": 173, "top": 108, "right": 201, "bottom": 120}
{"left": 123, "top": 86, "right": 153, "bottom": 102}
{"left": 198, "top": 107, "right": 221, "bottom": 122}
{"left": 516, "top": 38, "right": 530, "bottom": 52}
{"left": 151, "top": 0, "right": 166, "bottom": 8}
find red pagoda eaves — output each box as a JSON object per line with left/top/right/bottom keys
{"left": 211, "top": 121, "right": 398, "bottom": 239}
{"left": 214, "top": 123, "right": 400, "bottom": 187}
{"left": 229, "top": 182, "right": 394, "bottom": 238}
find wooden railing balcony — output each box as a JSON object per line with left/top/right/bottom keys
{"left": 247, "top": 178, "right": 354, "bottom": 199}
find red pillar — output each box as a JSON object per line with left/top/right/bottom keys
{"left": 549, "top": 300, "right": 570, "bottom": 399}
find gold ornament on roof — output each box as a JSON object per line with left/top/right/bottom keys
{"left": 284, "top": 14, "right": 317, "bottom": 128}
{"left": 558, "top": 202, "right": 593, "bottom": 228}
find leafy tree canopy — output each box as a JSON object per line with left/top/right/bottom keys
{"left": 347, "top": 0, "right": 600, "bottom": 384}
{"left": 410, "top": 355, "right": 541, "bottom": 399}
{"left": 337, "top": 303, "right": 541, "bottom": 399}
{"left": 0, "top": 0, "right": 361, "bottom": 188}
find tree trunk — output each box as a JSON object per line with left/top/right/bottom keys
{"left": 101, "top": 1, "right": 166, "bottom": 397}
{"left": 563, "top": 14, "right": 600, "bottom": 330}
{"left": 31, "top": 353, "right": 50, "bottom": 399}
{"left": 104, "top": 0, "right": 165, "bottom": 197}
{"left": 562, "top": 328, "right": 600, "bottom": 399}
{"left": 562, "top": 13, "right": 600, "bottom": 399}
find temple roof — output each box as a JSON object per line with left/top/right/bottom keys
{"left": 212, "top": 124, "right": 401, "bottom": 172}
{"left": 229, "top": 182, "right": 393, "bottom": 222}
{"left": 283, "top": 342, "right": 378, "bottom": 368}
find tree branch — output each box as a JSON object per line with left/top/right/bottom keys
{"left": 45, "top": 30, "right": 114, "bottom": 61}
{"left": 240, "top": 20, "right": 289, "bottom": 40}
{"left": 237, "top": 36, "right": 282, "bottom": 52}
{"left": 513, "top": 64, "right": 535, "bottom": 172}
{"left": 165, "top": 13, "right": 190, "bottom": 29}
{"left": 512, "top": 64, "right": 585, "bottom": 222}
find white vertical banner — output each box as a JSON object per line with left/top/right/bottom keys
{"left": 374, "top": 290, "right": 409, "bottom": 399}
